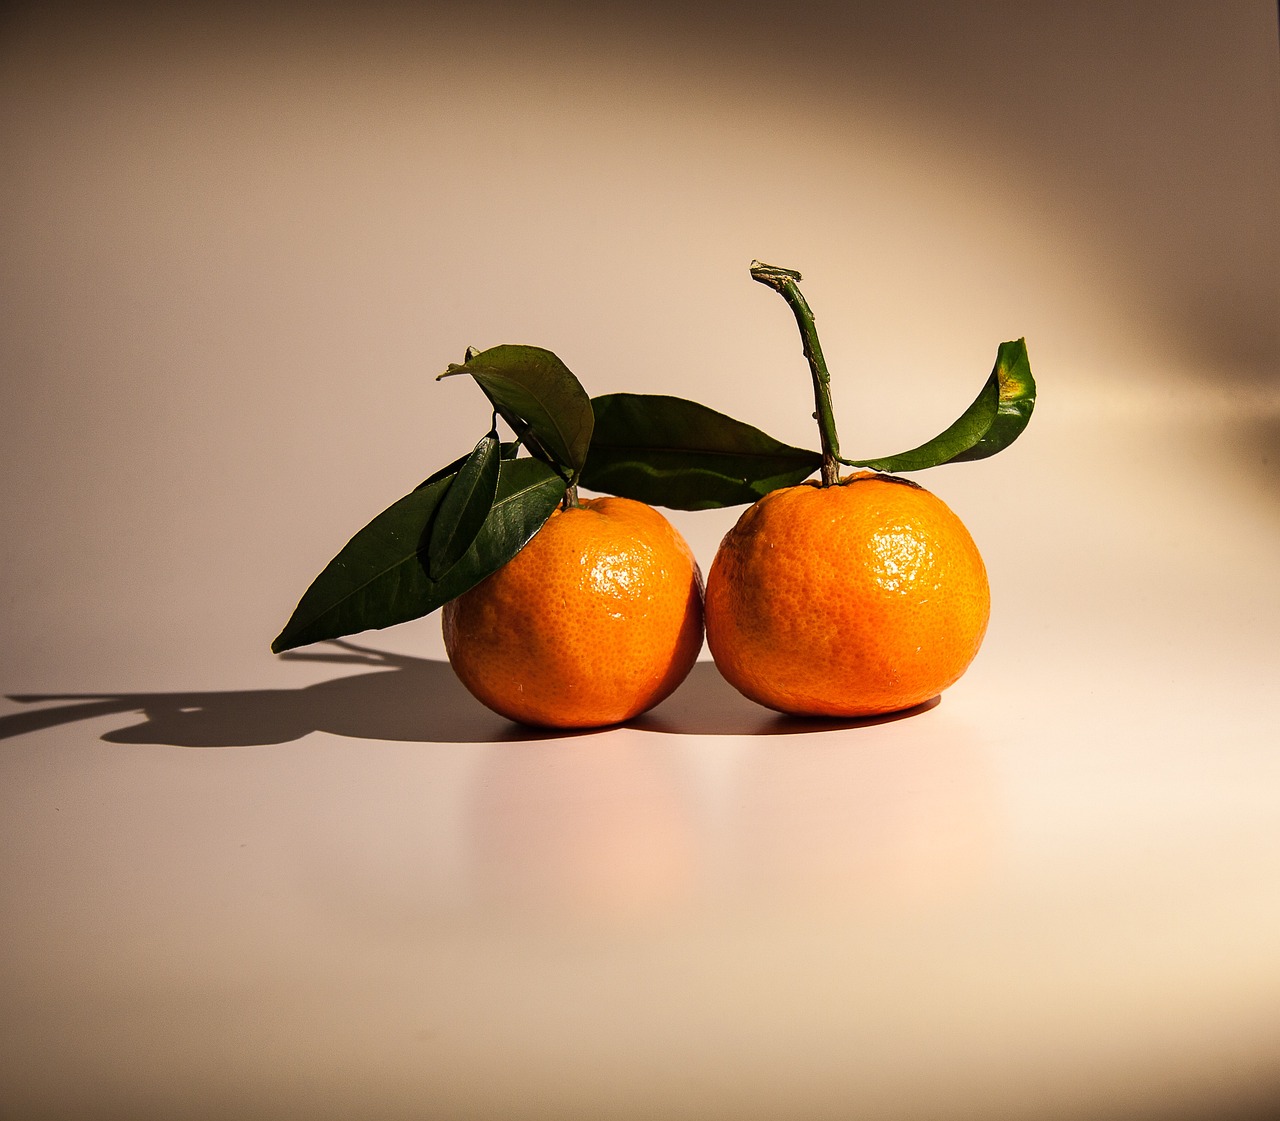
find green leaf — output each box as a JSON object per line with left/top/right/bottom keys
{"left": 947, "top": 338, "right": 1036, "bottom": 462}
{"left": 581, "top": 393, "right": 823, "bottom": 509}
{"left": 439, "top": 345, "right": 594, "bottom": 477}
{"left": 849, "top": 338, "right": 1036, "bottom": 472}
{"left": 425, "top": 432, "right": 500, "bottom": 579}
{"left": 271, "top": 457, "right": 565, "bottom": 653}
{"left": 416, "top": 440, "right": 519, "bottom": 490}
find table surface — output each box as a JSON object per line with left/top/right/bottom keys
{"left": 2, "top": 4, "right": 1279, "bottom": 1119}
{"left": 4, "top": 405, "right": 1280, "bottom": 1120}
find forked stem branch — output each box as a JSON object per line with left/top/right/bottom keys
{"left": 750, "top": 261, "right": 842, "bottom": 487}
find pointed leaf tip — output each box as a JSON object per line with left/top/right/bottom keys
{"left": 441, "top": 344, "right": 594, "bottom": 476}
{"left": 948, "top": 337, "right": 1035, "bottom": 463}
{"left": 426, "top": 432, "right": 500, "bottom": 579}
{"left": 848, "top": 338, "right": 1036, "bottom": 473}
{"left": 271, "top": 457, "right": 564, "bottom": 653}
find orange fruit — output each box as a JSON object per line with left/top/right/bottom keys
{"left": 443, "top": 496, "right": 704, "bottom": 728}
{"left": 704, "top": 472, "right": 989, "bottom": 717}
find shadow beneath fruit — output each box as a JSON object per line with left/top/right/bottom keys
{"left": 636, "top": 661, "right": 940, "bottom": 736}
{"left": 0, "top": 641, "right": 589, "bottom": 747}
{"left": 1, "top": 642, "right": 940, "bottom": 748}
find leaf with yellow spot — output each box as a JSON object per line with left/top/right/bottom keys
{"left": 849, "top": 338, "right": 1035, "bottom": 472}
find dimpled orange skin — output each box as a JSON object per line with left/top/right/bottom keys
{"left": 443, "top": 496, "right": 704, "bottom": 729}
{"left": 704, "top": 472, "right": 989, "bottom": 717}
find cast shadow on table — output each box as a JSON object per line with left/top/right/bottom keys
{"left": 1, "top": 640, "right": 937, "bottom": 748}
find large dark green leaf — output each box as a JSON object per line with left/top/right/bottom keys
{"left": 271, "top": 457, "right": 565, "bottom": 653}
{"left": 439, "top": 345, "right": 594, "bottom": 477}
{"left": 581, "top": 393, "right": 823, "bottom": 509}
{"left": 425, "top": 432, "right": 500, "bottom": 579}
{"left": 849, "top": 338, "right": 1036, "bottom": 472}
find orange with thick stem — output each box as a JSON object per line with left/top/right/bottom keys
{"left": 705, "top": 472, "right": 989, "bottom": 717}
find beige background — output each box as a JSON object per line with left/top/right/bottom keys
{"left": 2, "top": 3, "right": 1279, "bottom": 1119}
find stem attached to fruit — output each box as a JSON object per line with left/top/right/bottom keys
{"left": 750, "top": 261, "right": 842, "bottom": 487}
{"left": 561, "top": 484, "right": 580, "bottom": 510}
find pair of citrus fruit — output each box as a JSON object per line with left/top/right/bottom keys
{"left": 443, "top": 471, "right": 990, "bottom": 728}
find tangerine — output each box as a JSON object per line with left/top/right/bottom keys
{"left": 443, "top": 496, "right": 704, "bottom": 728}
{"left": 704, "top": 472, "right": 989, "bottom": 717}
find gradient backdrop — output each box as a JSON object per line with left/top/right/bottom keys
{"left": 2, "top": 3, "right": 1279, "bottom": 1119}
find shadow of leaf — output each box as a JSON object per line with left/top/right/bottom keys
{"left": 1, "top": 641, "right": 582, "bottom": 747}
{"left": 2, "top": 642, "right": 939, "bottom": 748}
